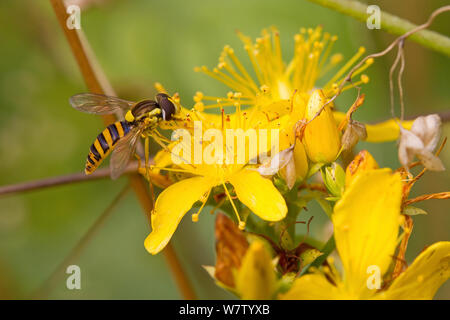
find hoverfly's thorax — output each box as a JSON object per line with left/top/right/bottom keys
{"left": 132, "top": 99, "right": 159, "bottom": 118}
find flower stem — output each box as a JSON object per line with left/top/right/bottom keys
{"left": 307, "top": 0, "right": 450, "bottom": 57}
{"left": 49, "top": 0, "right": 196, "bottom": 299}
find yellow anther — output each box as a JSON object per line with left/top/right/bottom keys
{"left": 125, "top": 110, "right": 135, "bottom": 122}
{"left": 192, "top": 214, "right": 199, "bottom": 222}
{"left": 194, "top": 102, "right": 204, "bottom": 112}
{"left": 227, "top": 91, "right": 234, "bottom": 99}
{"left": 331, "top": 35, "right": 338, "bottom": 41}
{"left": 193, "top": 66, "right": 201, "bottom": 72}
{"left": 366, "top": 58, "right": 374, "bottom": 65}
{"left": 331, "top": 53, "right": 344, "bottom": 64}
{"left": 194, "top": 91, "right": 204, "bottom": 102}
{"left": 238, "top": 221, "right": 246, "bottom": 230}
{"left": 361, "top": 74, "right": 369, "bottom": 83}
{"left": 171, "top": 94, "right": 180, "bottom": 104}
{"left": 234, "top": 92, "right": 242, "bottom": 98}
{"left": 358, "top": 46, "right": 366, "bottom": 53}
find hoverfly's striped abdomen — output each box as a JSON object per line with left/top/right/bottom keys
{"left": 85, "top": 121, "right": 131, "bottom": 174}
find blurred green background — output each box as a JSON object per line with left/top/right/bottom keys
{"left": 0, "top": 0, "right": 449, "bottom": 299}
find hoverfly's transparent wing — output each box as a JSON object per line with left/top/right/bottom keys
{"left": 109, "top": 125, "right": 143, "bottom": 179}
{"left": 70, "top": 93, "right": 134, "bottom": 114}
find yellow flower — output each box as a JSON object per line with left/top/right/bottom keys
{"left": 144, "top": 111, "right": 288, "bottom": 255}
{"left": 302, "top": 89, "right": 341, "bottom": 163}
{"left": 194, "top": 26, "right": 415, "bottom": 144}
{"left": 279, "top": 168, "right": 450, "bottom": 299}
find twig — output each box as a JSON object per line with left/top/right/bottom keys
{"left": 299, "top": 5, "right": 450, "bottom": 135}
{"left": 307, "top": 0, "right": 450, "bottom": 57}
{"left": 49, "top": 0, "right": 196, "bottom": 299}
{"left": 31, "top": 184, "right": 130, "bottom": 299}
{"left": 392, "top": 215, "right": 413, "bottom": 280}
{"left": 0, "top": 162, "right": 138, "bottom": 196}
{"left": 338, "top": 5, "right": 450, "bottom": 93}
{"left": 403, "top": 192, "right": 450, "bottom": 206}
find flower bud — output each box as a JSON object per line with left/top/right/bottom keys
{"left": 345, "top": 150, "right": 379, "bottom": 187}
{"left": 236, "top": 241, "right": 276, "bottom": 300}
{"left": 276, "top": 127, "right": 309, "bottom": 189}
{"left": 303, "top": 90, "right": 341, "bottom": 163}
{"left": 322, "top": 162, "right": 346, "bottom": 197}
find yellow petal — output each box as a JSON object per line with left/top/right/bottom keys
{"left": 333, "top": 168, "right": 402, "bottom": 298}
{"left": 144, "top": 176, "right": 215, "bottom": 254}
{"left": 345, "top": 150, "right": 379, "bottom": 187}
{"left": 236, "top": 241, "right": 276, "bottom": 299}
{"left": 333, "top": 112, "right": 414, "bottom": 143}
{"left": 382, "top": 241, "right": 450, "bottom": 300}
{"left": 229, "top": 169, "right": 287, "bottom": 221}
{"left": 293, "top": 142, "right": 309, "bottom": 181}
{"left": 279, "top": 274, "right": 341, "bottom": 300}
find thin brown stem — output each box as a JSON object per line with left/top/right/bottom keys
{"left": 49, "top": 0, "right": 196, "bottom": 299}
{"left": 0, "top": 162, "right": 138, "bottom": 196}
{"left": 313, "top": 5, "right": 450, "bottom": 125}
{"left": 31, "top": 184, "right": 130, "bottom": 299}
{"left": 404, "top": 192, "right": 450, "bottom": 206}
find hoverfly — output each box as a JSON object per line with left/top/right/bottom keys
{"left": 70, "top": 92, "right": 179, "bottom": 179}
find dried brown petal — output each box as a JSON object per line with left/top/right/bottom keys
{"left": 214, "top": 214, "right": 249, "bottom": 287}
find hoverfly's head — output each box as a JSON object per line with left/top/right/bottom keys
{"left": 156, "top": 93, "right": 177, "bottom": 121}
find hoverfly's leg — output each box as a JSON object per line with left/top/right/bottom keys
{"left": 134, "top": 153, "right": 143, "bottom": 171}
{"left": 153, "top": 129, "right": 171, "bottom": 144}
{"left": 144, "top": 135, "right": 155, "bottom": 207}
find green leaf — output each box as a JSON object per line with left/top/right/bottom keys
{"left": 403, "top": 205, "right": 428, "bottom": 216}
{"left": 300, "top": 235, "right": 335, "bottom": 276}
{"left": 299, "top": 248, "right": 323, "bottom": 266}
{"left": 307, "top": 162, "right": 325, "bottom": 178}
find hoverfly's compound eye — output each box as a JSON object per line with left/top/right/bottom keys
{"left": 156, "top": 93, "right": 176, "bottom": 121}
